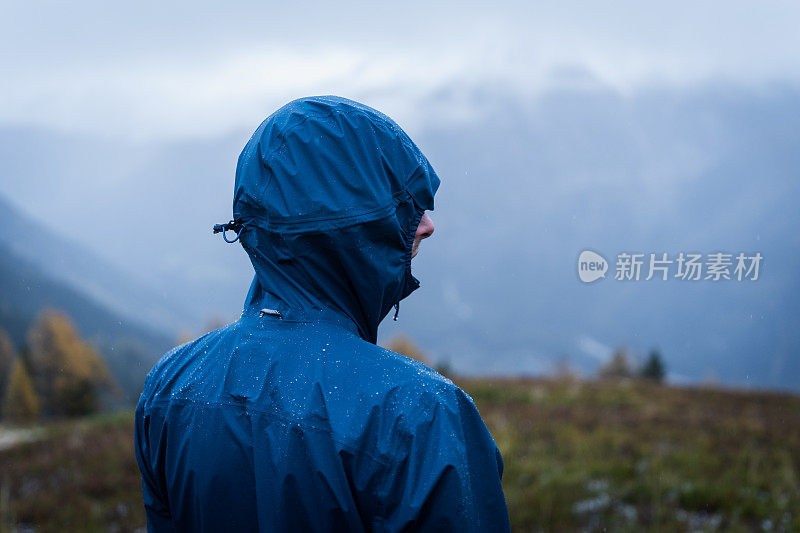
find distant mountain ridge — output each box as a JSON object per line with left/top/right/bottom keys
{"left": 0, "top": 193, "right": 197, "bottom": 336}
{"left": 0, "top": 195, "right": 177, "bottom": 401}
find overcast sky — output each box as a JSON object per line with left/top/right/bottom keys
{"left": 2, "top": 1, "right": 799, "bottom": 140}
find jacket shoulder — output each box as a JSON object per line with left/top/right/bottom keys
{"left": 138, "top": 323, "right": 236, "bottom": 403}
{"left": 355, "top": 339, "right": 458, "bottom": 395}
{"left": 351, "top": 339, "right": 476, "bottom": 427}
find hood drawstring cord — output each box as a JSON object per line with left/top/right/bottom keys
{"left": 218, "top": 219, "right": 407, "bottom": 323}
{"left": 213, "top": 220, "right": 245, "bottom": 243}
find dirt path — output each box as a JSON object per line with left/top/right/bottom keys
{"left": 0, "top": 427, "right": 43, "bottom": 451}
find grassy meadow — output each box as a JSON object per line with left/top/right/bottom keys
{"left": 1, "top": 378, "right": 798, "bottom": 532}
{"left": 467, "top": 378, "right": 800, "bottom": 532}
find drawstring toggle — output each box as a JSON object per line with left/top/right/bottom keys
{"left": 213, "top": 220, "right": 245, "bottom": 243}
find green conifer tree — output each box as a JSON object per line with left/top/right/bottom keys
{"left": 640, "top": 349, "right": 666, "bottom": 382}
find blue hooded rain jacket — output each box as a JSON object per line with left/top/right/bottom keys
{"left": 134, "top": 96, "right": 510, "bottom": 532}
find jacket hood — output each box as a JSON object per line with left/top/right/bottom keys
{"left": 229, "top": 95, "right": 440, "bottom": 343}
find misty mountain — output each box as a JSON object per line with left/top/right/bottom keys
{"left": 0, "top": 199, "right": 176, "bottom": 401}
{"left": 0, "top": 130, "right": 255, "bottom": 331}
{"left": 0, "top": 79, "right": 798, "bottom": 390}
{"left": 0, "top": 193, "right": 199, "bottom": 336}
{"left": 399, "top": 81, "right": 800, "bottom": 389}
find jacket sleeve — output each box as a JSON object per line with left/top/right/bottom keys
{"left": 376, "top": 385, "right": 510, "bottom": 532}
{"left": 134, "top": 398, "right": 175, "bottom": 532}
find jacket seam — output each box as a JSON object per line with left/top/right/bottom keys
{"left": 144, "top": 397, "right": 391, "bottom": 467}
{"left": 260, "top": 190, "right": 409, "bottom": 227}
{"left": 236, "top": 315, "right": 361, "bottom": 337}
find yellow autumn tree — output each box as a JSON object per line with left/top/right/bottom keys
{"left": 26, "top": 309, "right": 111, "bottom": 417}
{"left": 385, "top": 334, "right": 430, "bottom": 366}
{"left": 2, "top": 358, "right": 40, "bottom": 422}
{"left": 599, "top": 347, "right": 634, "bottom": 380}
{"left": 0, "top": 328, "right": 15, "bottom": 398}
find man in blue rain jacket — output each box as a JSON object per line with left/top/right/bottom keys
{"left": 134, "top": 95, "right": 510, "bottom": 532}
